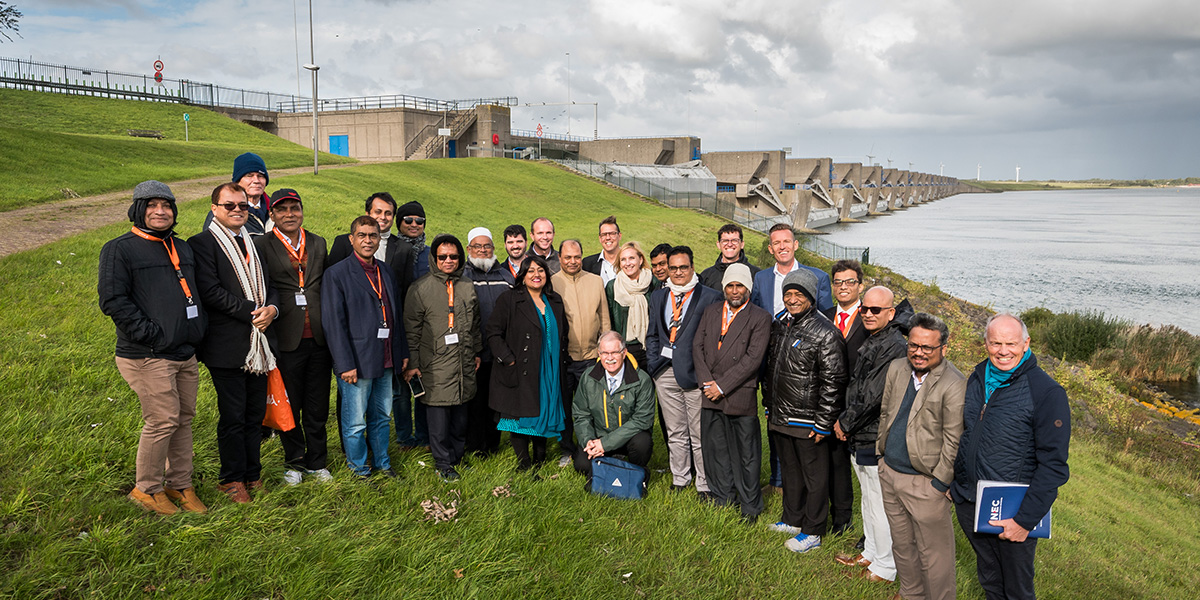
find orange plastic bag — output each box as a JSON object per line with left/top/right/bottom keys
{"left": 263, "top": 367, "right": 296, "bottom": 431}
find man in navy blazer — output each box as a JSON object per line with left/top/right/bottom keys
{"left": 646, "top": 246, "right": 721, "bottom": 497}
{"left": 322, "top": 216, "right": 410, "bottom": 479}
{"left": 749, "top": 223, "right": 834, "bottom": 497}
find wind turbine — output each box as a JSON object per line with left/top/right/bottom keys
{"left": 1015, "top": 165, "right": 1021, "bottom": 183}
{"left": 866, "top": 153, "right": 875, "bottom": 166}
{"left": 939, "top": 162, "right": 945, "bottom": 176}
{"left": 976, "top": 164, "right": 981, "bottom": 180}
{"left": 887, "top": 158, "right": 894, "bottom": 168}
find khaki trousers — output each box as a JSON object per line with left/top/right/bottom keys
{"left": 879, "top": 460, "right": 957, "bottom": 600}
{"left": 654, "top": 367, "right": 708, "bottom": 491}
{"left": 116, "top": 356, "right": 199, "bottom": 494}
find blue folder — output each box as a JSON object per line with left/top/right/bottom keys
{"left": 974, "top": 480, "right": 1052, "bottom": 539}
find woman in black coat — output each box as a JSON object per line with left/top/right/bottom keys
{"left": 486, "top": 255, "right": 570, "bottom": 472}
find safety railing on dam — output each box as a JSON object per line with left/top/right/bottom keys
{"left": 550, "top": 158, "right": 869, "bottom": 264}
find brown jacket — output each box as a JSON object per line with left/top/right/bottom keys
{"left": 876, "top": 356, "right": 967, "bottom": 487}
{"left": 551, "top": 269, "right": 610, "bottom": 361}
{"left": 691, "top": 301, "right": 772, "bottom": 416}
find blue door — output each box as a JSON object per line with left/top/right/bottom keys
{"left": 448, "top": 140, "right": 457, "bottom": 158}
{"left": 328, "top": 135, "right": 349, "bottom": 157}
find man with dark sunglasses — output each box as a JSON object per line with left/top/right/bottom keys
{"left": 396, "top": 201, "right": 430, "bottom": 284}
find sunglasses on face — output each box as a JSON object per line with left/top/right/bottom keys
{"left": 436, "top": 254, "right": 460, "bottom": 262}
{"left": 217, "top": 202, "right": 250, "bottom": 212}
{"left": 402, "top": 217, "right": 426, "bottom": 225}
{"left": 861, "top": 305, "right": 893, "bottom": 315}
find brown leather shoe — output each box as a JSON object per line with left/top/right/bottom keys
{"left": 217, "top": 481, "right": 251, "bottom": 504}
{"left": 128, "top": 488, "right": 179, "bottom": 516}
{"left": 246, "top": 479, "right": 264, "bottom": 494}
{"left": 165, "top": 487, "right": 208, "bottom": 514}
{"left": 835, "top": 553, "right": 872, "bottom": 568}
{"left": 855, "top": 568, "right": 892, "bottom": 584}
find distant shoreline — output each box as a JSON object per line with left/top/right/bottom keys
{"left": 971, "top": 179, "right": 1200, "bottom": 192}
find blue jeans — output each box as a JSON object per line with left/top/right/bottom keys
{"left": 393, "top": 372, "right": 428, "bottom": 446}
{"left": 339, "top": 369, "right": 393, "bottom": 476}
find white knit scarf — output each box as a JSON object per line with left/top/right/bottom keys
{"left": 613, "top": 268, "right": 653, "bottom": 344}
{"left": 666, "top": 273, "right": 700, "bottom": 296}
{"left": 207, "top": 219, "right": 276, "bottom": 374}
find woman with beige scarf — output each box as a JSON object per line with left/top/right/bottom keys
{"left": 604, "top": 241, "right": 660, "bottom": 370}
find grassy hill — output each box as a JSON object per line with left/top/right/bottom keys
{"left": 0, "top": 158, "right": 1197, "bottom": 598}
{"left": 0, "top": 88, "right": 355, "bottom": 211}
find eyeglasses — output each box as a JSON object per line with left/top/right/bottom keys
{"left": 402, "top": 217, "right": 426, "bottom": 225}
{"left": 468, "top": 244, "right": 493, "bottom": 251}
{"left": 719, "top": 238, "right": 742, "bottom": 246}
{"left": 436, "top": 254, "right": 460, "bottom": 262}
{"left": 598, "top": 350, "right": 625, "bottom": 357}
{"left": 832, "top": 278, "right": 860, "bottom": 287}
{"left": 666, "top": 265, "right": 692, "bottom": 273}
{"left": 861, "top": 305, "right": 893, "bottom": 315}
{"left": 217, "top": 202, "right": 250, "bottom": 212}
{"left": 907, "top": 342, "right": 944, "bottom": 354}
{"left": 599, "top": 231, "right": 620, "bottom": 238}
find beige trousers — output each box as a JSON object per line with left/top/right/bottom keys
{"left": 116, "top": 356, "right": 199, "bottom": 494}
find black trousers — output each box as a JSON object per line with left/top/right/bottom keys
{"left": 426, "top": 403, "right": 468, "bottom": 472}
{"left": 572, "top": 429, "right": 653, "bottom": 476}
{"left": 828, "top": 436, "right": 855, "bottom": 529}
{"left": 510, "top": 433, "right": 548, "bottom": 471}
{"left": 701, "top": 409, "right": 764, "bottom": 519}
{"left": 208, "top": 366, "right": 268, "bottom": 484}
{"left": 276, "top": 338, "right": 332, "bottom": 471}
{"left": 773, "top": 430, "right": 830, "bottom": 536}
{"left": 465, "top": 362, "right": 501, "bottom": 455}
{"left": 561, "top": 360, "right": 593, "bottom": 455}
{"left": 955, "top": 501, "right": 1039, "bottom": 600}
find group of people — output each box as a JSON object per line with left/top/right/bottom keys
{"left": 100, "top": 153, "right": 1071, "bottom": 600}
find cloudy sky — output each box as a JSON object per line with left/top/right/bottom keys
{"left": 13, "top": 0, "right": 1200, "bottom": 179}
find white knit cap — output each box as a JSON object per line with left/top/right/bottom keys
{"left": 722, "top": 263, "right": 754, "bottom": 294}
{"left": 467, "top": 227, "right": 492, "bottom": 243}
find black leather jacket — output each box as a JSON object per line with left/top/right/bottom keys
{"left": 764, "top": 307, "right": 847, "bottom": 435}
{"left": 838, "top": 300, "right": 913, "bottom": 451}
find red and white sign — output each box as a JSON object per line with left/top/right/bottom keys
{"left": 536, "top": 124, "right": 543, "bottom": 138}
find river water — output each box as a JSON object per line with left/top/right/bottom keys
{"left": 819, "top": 187, "right": 1200, "bottom": 405}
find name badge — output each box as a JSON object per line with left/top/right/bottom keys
{"left": 661, "top": 346, "right": 674, "bottom": 359}
{"left": 294, "top": 292, "right": 307, "bottom": 307}
{"left": 186, "top": 305, "right": 199, "bottom": 320}
{"left": 444, "top": 333, "right": 459, "bottom": 345}
{"left": 377, "top": 328, "right": 390, "bottom": 339}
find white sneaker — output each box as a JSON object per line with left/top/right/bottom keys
{"left": 307, "top": 468, "right": 333, "bottom": 483}
{"left": 768, "top": 521, "right": 804, "bottom": 535}
{"left": 283, "top": 469, "right": 304, "bottom": 486}
{"left": 557, "top": 453, "right": 571, "bottom": 468}
{"left": 785, "top": 533, "right": 822, "bottom": 553}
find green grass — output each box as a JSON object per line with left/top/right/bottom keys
{"left": 0, "top": 89, "right": 355, "bottom": 210}
{"left": 2, "top": 159, "right": 1198, "bottom": 598}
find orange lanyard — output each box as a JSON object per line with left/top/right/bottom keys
{"left": 363, "top": 262, "right": 387, "bottom": 326}
{"left": 130, "top": 227, "right": 194, "bottom": 305}
{"left": 668, "top": 289, "right": 694, "bottom": 345}
{"left": 508, "top": 260, "right": 519, "bottom": 278}
{"left": 719, "top": 301, "right": 744, "bottom": 349}
{"left": 446, "top": 280, "right": 456, "bottom": 329}
{"left": 272, "top": 228, "right": 307, "bottom": 288}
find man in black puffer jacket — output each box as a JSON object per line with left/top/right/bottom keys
{"left": 952, "top": 313, "right": 1070, "bottom": 600}
{"left": 763, "top": 268, "right": 847, "bottom": 554}
{"left": 99, "top": 180, "right": 208, "bottom": 515}
{"left": 831, "top": 287, "right": 913, "bottom": 583}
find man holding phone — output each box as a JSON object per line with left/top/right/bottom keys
{"left": 322, "top": 216, "right": 409, "bottom": 479}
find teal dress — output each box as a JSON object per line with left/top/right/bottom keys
{"left": 497, "top": 298, "right": 565, "bottom": 439}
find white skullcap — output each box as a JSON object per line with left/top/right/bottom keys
{"left": 467, "top": 227, "right": 493, "bottom": 242}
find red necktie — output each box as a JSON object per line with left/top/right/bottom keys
{"left": 837, "top": 312, "right": 849, "bottom": 336}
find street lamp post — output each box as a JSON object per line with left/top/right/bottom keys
{"left": 303, "top": 64, "right": 319, "bottom": 175}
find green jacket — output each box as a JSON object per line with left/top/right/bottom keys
{"left": 403, "top": 236, "right": 482, "bottom": 407}
{"left": 572, "top": 357, "right": 656, "bottom": 452}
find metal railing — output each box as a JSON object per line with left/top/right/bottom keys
{"left": 800, "top": 235, "right": 870, "bottom": 264}
{"left": 512, "top": 129, "right": 590, "bottom": 142}
{"left": 278, "top": 94, "right": 517, "bottom": 113}
{"left": 0, "top": 56, "right": 305, "bottom": 111}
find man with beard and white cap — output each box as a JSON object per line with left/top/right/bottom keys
{"left": 570, "top": 331, "right": 656, "bottom": 480}
{"left": 692, "top": 263, "right": 772, "bottom": 521}
{"left": 100, "top": 180, "right": 208, "bottom": 515}
{"left": 462, "top": 226, "right": 510, "bottom": 455}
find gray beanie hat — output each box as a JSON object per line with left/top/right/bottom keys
{"left": 721, "top": 263, "right": 754, "bottom": 294}
{"left": 132, "top": 180, "right": 176, "bottom": 203}
{"left": 781, "top": 268, "right": 819, "bottom": 304}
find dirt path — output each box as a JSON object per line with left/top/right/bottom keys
{"left": 0, "top": 163, "right": 361, "bottom": 258}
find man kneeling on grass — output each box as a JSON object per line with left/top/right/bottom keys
{"left": 99, "top": 181, "right": 208, "bottom": 515}
{"left": 570, "top": 331, "right": 656, "bottom": 485}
